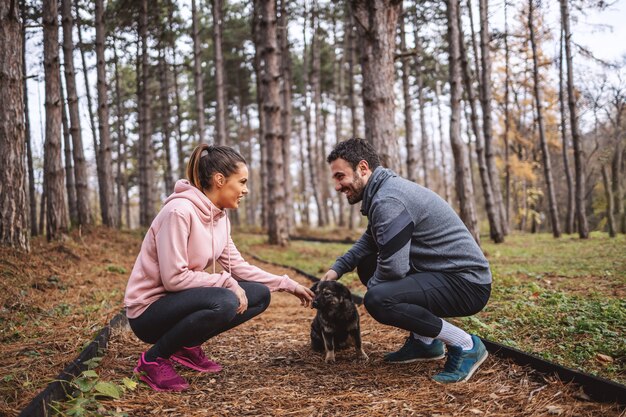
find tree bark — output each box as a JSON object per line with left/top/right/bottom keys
{"left": 434, "top": 64, "right": 451, "bottom": 203}
{"left": 211, "top": 0, "right": 227, "bottom": 145}
{"left": 399, "top": 8, "right": 417, "bottom": 182}
{"left": 350, "top": 0, "right": 401, "bottom": 171}
{"left": 43, "top": 0, "right": 70, "bottom": 240}
{"left": 62, "top": 0, "right": 91, "bottom": 226}
{"left": 258, "top": 0, "right": 288, "bottom": 245}
{"left": 0, "top": 0, "right": 29, "bottom": 250}
{"left": 60, "top": 80, "right": 78, "bottom": 225}
{"left": 138, "top": 0, "right": 155, "bottom": 227}
{"left": 21, "top": 0, "right": 38, "bottom": 236}
{"left": 252, "top": 0, "right": 267, "bottom": 228}
{"left": 560, "top": 0, "right": 589, "bottom": 238}
{"left": 478, "top": 0, "right": 507, "bottom": 236}
{"left": 447, "top": 0, "right": 480, "bottom": 244}
{"left": 158, "top": 45, "right": 174, "bottom": 195}
{"left": 558, "top": 25, "right": 575, "bottom": 234}
{"left": 278, "top": 0, "right": 294, "bottom": 233}
{"left": 113, "top": 46, "right": 128, "bottom": 228}
{"left": 503, "top": 0, "right": 511, "bottom": 226}
{"left": 191, "top": 0, "right": 206, "bottom": 143}
{"left": 601, "top": 164, "right": 616, "bottom": 237}
{"left": 458, "top": 11, "right": 503, "bottom": 243}
{"left": 95, "top": 0, "right": 116, "bottom": 227}
{"left": 529, "top": 0, "right": 560, "bottom": 238}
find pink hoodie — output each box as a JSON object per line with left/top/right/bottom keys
{"left": 124, "top": 179, "right": 299, "bottom": 318}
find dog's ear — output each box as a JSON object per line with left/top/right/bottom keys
{"left": 310, "top": 281, "right": 320, "bottom": 293}
{"left": 339, "top": 284, "right": 352, "bottom": 300}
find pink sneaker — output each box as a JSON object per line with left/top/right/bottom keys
{"left": 134, "top": 352, "right": 189, "bottom": 392}
{"left": 170, "top": 346, "right": 223, "bottom": 373}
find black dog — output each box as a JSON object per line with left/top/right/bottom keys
{"left": 310, "top": 280, "right": 368, "bottom": 363}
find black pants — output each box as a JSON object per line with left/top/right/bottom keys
{"left": 128, "top": 282, "right": 270, "bottom": 359}
{"left": 358, "top": 254, "right": 491, "bottom": 337}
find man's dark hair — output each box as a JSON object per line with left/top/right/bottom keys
{"left": 327, "top": 138, "right": 381, "bottom": 170}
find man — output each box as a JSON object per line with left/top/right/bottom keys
{"left": 321, "top": 138, "right": 491, "bottom": 383}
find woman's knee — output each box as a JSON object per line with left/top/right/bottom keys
{"left": 240, "top": 282, "right": 271, "bottom": 313}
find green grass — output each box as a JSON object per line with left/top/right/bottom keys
{"left": 232, "top": 230, "right": 626, "bottom": 385}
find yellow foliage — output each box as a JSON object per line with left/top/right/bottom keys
{"left": 509, "top": 156, "right": 537, "bottom": 182}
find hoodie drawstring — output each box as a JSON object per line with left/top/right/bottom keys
{"left": 211, "top": 209, "right": 216, "bottom": 274}
{"left": 226, "top": 211, "right": 231, "bottom": 276}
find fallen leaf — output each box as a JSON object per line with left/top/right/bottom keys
{"left": 469, "top": 408, "right": 484, "bottom": 414}
{"left": 546, "top": 405, "right": 564, "bottom": 415}
{"left": 596, "top": 354, "right": 614, "bottom": 363}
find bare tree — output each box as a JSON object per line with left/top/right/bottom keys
{"left": 95, "top": 0, "right": 116, "bottom": 227}
{"left": 0, "top": 0, "right": 29, "bottom": 250}
{"left": 191, "top": 0, "right": 205, "bottom": 143}
{"left": 529, "top": 0, "right": 560, "bottom": 238}
{"left": 447, "top": 0, "right": 480, "bottom": 243}
{"left": 560, "top": 0, "right": 589, "bottom": 238}
{"left": 211, "top": 0, "right": 227, "bottom": 145}
{"left": 257, "top": 0, "right": 288, "bottom": 245}
{"left": 399, "top": 7, "right": 418, "bottom": 182}
{"left": 43, "top": 0, "right": 69, "bottom": 239}
{"left": 61, "top": 0, "right": 90, "bottom": 226}
{"left": 558, "top": 24, "right": 575, "bottom": 234}
{"left": 350, "top": 0, "right": 401, "bottom": 171}
{"left": 60, "top": 81, "right": 77, "bottom": 224}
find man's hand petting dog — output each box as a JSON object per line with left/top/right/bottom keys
{"left": 310, "top": 280, "right": 368, "bottom": 363}
{"left": 320, "top": 269, "right": 338, "bottom": 281}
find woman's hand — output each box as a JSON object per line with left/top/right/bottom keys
{"left": 234, "top": 286, "right": 248, "bottom": 314}
{"left": 292, "top": 284, "right": 314, "bottom": 308}
{"left": 320, "top": 269, "right": 338, "bottom": 281}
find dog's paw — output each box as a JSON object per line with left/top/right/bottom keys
{"left": 325, "top": 351, "right": 336, "bottom": 363}
{"left": 357, "top": 350, "right": 369, "bottom": 362}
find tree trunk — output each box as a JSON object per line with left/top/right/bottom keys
{"left": 434, "top": 65, "right": 451, "bottom": 203}
{"left": 311, "top": 2, "right": 329, "bottom": 227}
{"left": 399, "top": 8, "right": 417, "bottom": 182}
{"left": 21, "top": 0, "right": 38, "bottom": 236}
{"left": 447, "top": 0, "right": 480, "bottom": 244}
{"left": 191, "top": 0, "right": 205, "bottom": 143}
{"left": 560, "top": 0, "right": 589, "bottom": 238}
{"left": 350, "top": 0, "right": 401, "bottom": 171}
{"left": 558, "top": 25, "right": 575, "bottom": 234}
{"left": 346, "top": 10, "right": 360, "bottom": 230}
{"left": 138, "top": 0, "right": 155, "bottom": 227}
{"left": 478, "top": 0, "right": 507, "bottom": 236}
{"left": 158, "top": 46, "right": 174, "bottom": 195}
{"left": 95, "top": 0, "right": 116, "bottom": 227}
{"left": 334, "top": 8, "right": 347, "bottom": 227}
{"left": 458, "top": 12, "right": 503, "bottom": 243}
{"left": 211, "top": 0, "right": 227, "bottom": 145}
{"left": 414, "top": 44, "right": 430, "bottom": 188}
{"left": 278, "top": 0, "right": 294, "bottom": 233}
{"left": 252, "top": 0, "right": 267, "bottom": 228}
{"left": 601, "top": 164, "right": 616, "bottom": 237}
{"left": 529, "top": 0, "right": 560, "bottom": 238}
{"left": 168, "top": 0, "right": 185, "bottom": 180}
{"left": 0, "top": 0, "right": 29, "bottom": 250}
{"left": 62, "top": 0, "right": 90, "bottom": 226}
{"left": 298, "top": 120, "right": 311, "bottom": 227}
{"left": 60, "top": 80, "right": 78, "bottom": 225}
{"left": 503, "top": 0, "right": 511, "bottom": 226}
{"left": 43, "top": 0, "right": 69, "bottom": 240}
{"left": 257, "top": 0, "right": 288, "bottom": 246}
{"left": 113, "top": 46, "right": 128, "bottom": 228}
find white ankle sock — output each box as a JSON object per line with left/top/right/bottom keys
{"left": 411, "top": 333, "right": 435, "bottom": 345}
{"left": 436, "top": 320, "right": 473, "bottom": 350}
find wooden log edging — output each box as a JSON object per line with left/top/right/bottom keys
{"left": 18, "top": 312, "right": 128, "bottom": 417}
{"left": 248, "top": 252, "right": 626, "bottom": 406}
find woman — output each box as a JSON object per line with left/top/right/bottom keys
{"left": 124, "top": 144, "right": 313, "bottom": 392}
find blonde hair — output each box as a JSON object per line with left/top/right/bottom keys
{"left": 186, "top": 144, "right": 247, "bottom": 192}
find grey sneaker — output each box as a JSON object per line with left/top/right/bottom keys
{"left": 384, "top": 336, "right": 445, "bottom": 363}
{"left": 432, "top": 335, "right": 488, "bottom": 384}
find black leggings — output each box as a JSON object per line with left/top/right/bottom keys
{"left": 358, "top": 254, "right": 491, "bottom": 337}
{"left": 128, "top": 282, "right": 270, "bottom": 359}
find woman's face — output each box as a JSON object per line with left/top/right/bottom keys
{"left": 215, "top": 163, "right": 249, "bottom": 210}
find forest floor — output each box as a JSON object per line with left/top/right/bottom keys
{"left": 0, "top": 227, "right": 624, "bottom": 416}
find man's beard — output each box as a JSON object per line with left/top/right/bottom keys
{"left": 345, "top": 174, "right": 365, "bottom": 205}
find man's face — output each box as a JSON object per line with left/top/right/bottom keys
{"left": 330, "top": 158, "right": 366, "bottom": 205}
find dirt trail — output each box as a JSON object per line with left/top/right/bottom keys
{"left": 99, "top": 261, "right": 623, "bottom": 417}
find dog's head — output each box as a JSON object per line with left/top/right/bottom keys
{"left": 310, "top": 281, "right": 353, "bottom": 310}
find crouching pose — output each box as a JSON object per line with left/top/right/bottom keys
{"left": 124, "top": 144, "right": 313, "bottom": 392}
{"left": 321, "top": 138, "right": 491, "bottom": 383}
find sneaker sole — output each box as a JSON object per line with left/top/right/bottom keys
{"left": 170, "top": 356, "right": 222, "bottom": 373}
{"left": 384, "top": 353, "right": 446, "bottom": 364}
{"left": 134, "top": 367, "right": 189, "bottom": 392}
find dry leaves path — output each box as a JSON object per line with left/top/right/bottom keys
{"left": 99, "top": 260, "right": 623, "bottom": 417}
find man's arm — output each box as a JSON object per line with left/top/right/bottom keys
{"left": 367, "top": 197, "right": 414, "bottom": 288}
{"left": 324, "top": 226, "right": 377, "bottom": 280}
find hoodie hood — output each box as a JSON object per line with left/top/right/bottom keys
{"left": 164, "top": 179, "right": 225, "bottom": 223}
{"left": 361, "top": 167, "right": 396, "bottom": 215}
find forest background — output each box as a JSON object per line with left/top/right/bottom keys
{"left": 0, "top": 0, "right": 625, "bottom": 413}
